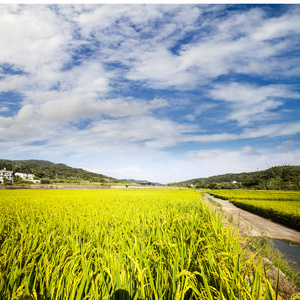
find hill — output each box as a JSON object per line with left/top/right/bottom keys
{"left": 172, "top": 165, "right": 300, "bottom": 190}
{"left": 0, "top": 159, "right": 120, "bottom": 183}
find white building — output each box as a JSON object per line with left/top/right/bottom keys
{"left": 0, "top": 168, "right": 13, "bottom": 184}
{"left": 15, "top": 172, "right": 35, "bottom": 181}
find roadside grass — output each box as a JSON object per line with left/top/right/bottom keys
{"left": 205, "top": 196, "right": 223, "bottom": 208}
{"left": 248, "top": 236, "right": 300, "bottom": 294}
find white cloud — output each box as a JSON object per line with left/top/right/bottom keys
{"left": 0, "top": 107, "right": 9, "bottom": 113}
{"left": 251, "top": 11, "right": 300, "bottom": 42}
{"left": 37, "top": 96, "right": 168, "bottom": 122}
{"left": 241, "top": 146, "right": 260, "bottom": 155}
{"left": 274, "top": 140, "right": 298, "bottom": 153}
{"left": 183, "top": 143, "right": 300, "bottom": 182}
{"left": 242, "top": 122, "right": 300, "bottom": 139}
{"left": 0, "top": 74, "right": 30, "bottom": 93}
{"left": 0, "top": 5, "right": 73, "bottom": 74}
{"left": 1, "top": 5, "right": 299, "bottom": 97}
{"left": 187, "top": 149, "right": 222, "bottom": 160}
{"left": 66, "top": 115, "right": 197, "bottom": 150}
{"left": 209, "top": 83, "right": 298, "bottom": 126}
{"left": 0, "top": 115, "right": 37, "bottom": 140}
{"left": 0, "top": 94, "right": 171, "bottom": 140}
{"left": 126, "top": 48, "right": 198, "bottom": 91}
{"left": 72, "top": 5, "right": 205, "bottom": 90}
{"left": 121, "top": 6, "right": 300, "bottom": 90}
{"left": 59, "top": 61, "right": 110, "bottom": 95}
{"left": 15, "top": 104, "right": 35, "bottom": 121}
{"left": 184, "top": 103, "right": 217, "bottom": 122}
{"left": 180, "top": 122, "right": 300, "bottom": 144}
{"left": 209, "top": 83, "right": 289, "bottom": 103}
{"left": 187, "top": 146, "right": 260, "bottom": 162}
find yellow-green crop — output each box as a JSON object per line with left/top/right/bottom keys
{"left": 209, "top": 190, "right": 300, "bottom": 201}
{"left": 209, "top": 190, "right": 300, "bottom": 230}
{"left": 0, "top": 189, "right": 290, "bottom": 299}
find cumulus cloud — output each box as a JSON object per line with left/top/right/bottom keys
{"left": 0, "top": 5, "right": 73, "bottom": 74}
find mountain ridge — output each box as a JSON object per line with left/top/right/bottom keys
{"left": 0, "top": 159, "right": 117, "bottom": 182}
{"left": 172, "top": 165, "right": 300, "bottom": 190}
{"left": 1, "top": 160, "right": 299, "bottom": 190}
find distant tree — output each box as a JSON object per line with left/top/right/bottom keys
{"left": 35, "top": 171, "right": 47, "bottom": 178}
{"left": 3, "top": 177, "right": 12, "bottom": 185}
{"left": 40, "top": 179, "right": 50, "bottom": 184}
{"left": 13, "top": 175, "right": 22, "bottom": 184}
{"left": 209, "top": 182, "right": 218, "bottom": 189}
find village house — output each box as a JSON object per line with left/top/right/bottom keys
{"left": 15, "top": 172, "right": 35, "bottom": 181}
{"left": 0, "top": 168, "right": 13, "bottom": 184}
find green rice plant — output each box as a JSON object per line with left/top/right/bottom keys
{"left": 0, "top": 189, "right": 288, "bottom": 299}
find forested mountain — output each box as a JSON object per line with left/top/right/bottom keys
{"left": 172, "top": 166, "right": 300, "bottom": 190}
{"left": 1, "top": 160, "right": 299, "bottom": 189}
{"left": 0, "top": 159, "right": 117, "bottom": 182}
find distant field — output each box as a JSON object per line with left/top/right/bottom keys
{"left": 0, "top": 189, "right": 281, "bottom": 299}
{"left": 208, "top": 190, "right": 300, "bottom": 201}
{"left": 209, "top": 190, "right": 300, "bottom": 230}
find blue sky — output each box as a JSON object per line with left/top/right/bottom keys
{"left": 0, "top": 4, "right": 300, "bottom": 183}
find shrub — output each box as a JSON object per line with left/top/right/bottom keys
{"left": 40, "top": 179, "right": 50, "bottom": 184}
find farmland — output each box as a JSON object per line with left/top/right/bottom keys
{"left": 0, "top": 189, "right": 295, "bottom": 299}
{"left": 208, "top": 190, "right": 300, "bottom": 231}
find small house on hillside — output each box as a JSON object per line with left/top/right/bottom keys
{"left": 15, "top": 172, "right": 35, "bottom": 181}
{"left": 0, "top": 168, "right": 13, "bottom": 184}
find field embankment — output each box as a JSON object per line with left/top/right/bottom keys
{"left": 0, "top": 184, "right": 178, "bottom": 190}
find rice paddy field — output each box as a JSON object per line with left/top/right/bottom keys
{"left": 0, "top": 189, "right": 297, "bottom": 299}
{"left": 208, "top": 190, "right": 300, "bottom": 231}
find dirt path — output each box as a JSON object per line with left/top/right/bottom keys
{"left": 202, "top": 193, "right": 300, "bottom": 243}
